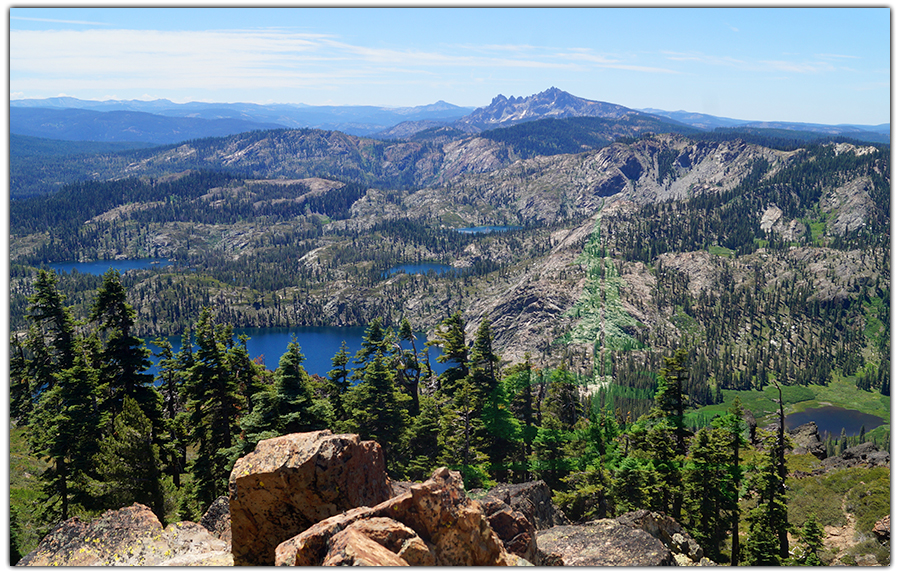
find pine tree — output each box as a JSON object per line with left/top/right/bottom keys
{"left": 326, "top": 340, "right": 351, "bottom": 422}
{"left": 352, "top": 317, "right": 392, "bottom": 380}
{"left": 432, "top": 312, "right": 468, "bottom": 398}
{"left": 393, "top": 318, "right": 424, "bottom": 416}
{"left": 343, "top": 349, "right": 409, "bottom": 473}
{"left": 152, "top": 337, "right": 189, "bottom": 489}
{"left": 90, "top": 269, "right": 160, "bottom": 427}
{"left": 399, "top": 393, "right": 442, "bottom": 481}
{"left": 30, "top": 337, "right": 102, "bottom": 522}
{"left": 684, "top": 426, "right": 732, "bottom": 561}
{"left": 742, "top": 430, "right": 788, "bottom": 566}
{"left": 648, "top": 348, "right": 690, "bottom": 520}
{"left": 91, "top": 396, "right": 166, "bottom": 521}
{"left": 711, "top": 396, "right": 747, "bottom": 565}
{"left": 183, "top": 308, "right": 242, "bottom": 516}
{"left": 504, "top": 359, "right": 537, "bottom": 481}
{"left": 239, "top": 339, "right": 321, "bottom": 450}
{"left": 796, "top": 514, "right": 825, "bottom": 566}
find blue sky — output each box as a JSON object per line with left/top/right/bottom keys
{"left": 8, "top": 6, "right": 890, "bottom": 125}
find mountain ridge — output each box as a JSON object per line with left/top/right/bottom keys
{"left": 12, "top": 88, "right": 888, "bottom": 145}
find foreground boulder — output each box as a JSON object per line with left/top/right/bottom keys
{"left": 616, "top": 510, "right": 705, "bottom": 564}
{"left": 475, "top": 480, "right": 569, "bottom": 530}
{"left": 275, "top": 467, "right": 518, "bottom": 566}
{"left": 475, "top": 494, "right": 539, "bottom": 563}
{"left": 228, "top": 430, "right": 393, "bottom": 565}
{"left": 535, "top": 510, "right": 711, "bottom": 566}
{"left": 536, "top": 520, "right": 674, "bottom": 566}
{"left": 17, "top": 504, "right": 231, "bottom": 566}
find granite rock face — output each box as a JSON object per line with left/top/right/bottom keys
{"left": 228, "top": 429, "right": 393, "bottom": 565}
{"left": 536, "top": 520, "right": 674, "bottom": 566}
{"left": 535, "top": 510, "right": 713, "bottom": 567}
{"left": 17, "top": 504, "right": 231, "bottom": 566}
{"left": 275, "top": 467, "right": 518, "bottom": 566}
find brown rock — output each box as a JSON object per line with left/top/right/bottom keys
{"left": 536, "top": 520, "right": 674, "bottom": 566}
{"left": 228, "top": 429, "right": 393, "bottom": 565}
{"left": 476, "top": 480, "right": 569, "bottom": 531}
{"left": 322, "top": 518, "right": 436, "bottom": 566}
{"left": 322, "top": 526, "right": 411, "bottom": 566}
{"left": 17, "top": 504, "right": 231, "bottom": 566}
{"left": 476, "top": 494, "right": 539, "bottom": 562}
{"left": 873, "top": 515, "right": 890, "bottom": 541}
{"left": 275, "top": 467, "right": 517, "bottom": 566}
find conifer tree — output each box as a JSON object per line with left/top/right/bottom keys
{"left": 326, "top": 340, "right": 351, "bottom": 422}
{"left": 343, "top": 349, "right": 409, "bottom": 472}
{"left": 504, "top": 359, "right": 537, "bottom": 480}
{"left": 742, "top": 430, "right": 789, "bottom": 566}
{"left": 796, "top": 514, "right": 825, "bottom": 566}
{"left": 432, "top": 312, "right": 468, "bottom": 398}
{"left": 31, "top": 337, "right": 102, "bottom": 522}
{"left": 399, "top": 393, "right": 442, "bottom": 481}
{"left": 530, "top": 365, "right": 583, "bottom": 490}
{"left": 90, "top": 269, "right": 161, "bottom": 429}
{"left": 393, "top": 318, "right": 424, "bottom": 416}
{"left": 153, "top": 337, "right": 189, "bottom": 488}
{"left": 711, "top": 396, "right": 747, "bottom": 565}
{"left": 91, "top": 396, "right": 166, "bottom": 520}
{"left": 183, "top": 308, "right": 242, "bottom": 515}
{"left": 230, "top": 339, "right": 325, "bottom": 462}
{"left": 352, "top": 317, "right": 392, "bottom": 380}
{"left": 684, "top": 426, "right": 732, "bottom": 560}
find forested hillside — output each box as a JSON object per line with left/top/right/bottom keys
{"left": 9, "top": 120, "right": 890, "bottom": 565}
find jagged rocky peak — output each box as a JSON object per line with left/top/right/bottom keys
{"left": 460, "top": 87, "right": 634, "bottom": 129}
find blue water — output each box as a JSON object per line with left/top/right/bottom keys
{"left": 456, "top": 225, "right": 522, "bottom": 234}
{"left": 785, "top": 406, "right": 885, "bottom": 437}
{"left": 47, "top": 258, "right": 173, "bottom": 276}
{"left": 386, "top": 263, "right": 457, "bottom": 276}
{"left": 145, "top": 325, "right": 446, "bottom": 378}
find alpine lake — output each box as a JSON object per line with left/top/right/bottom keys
{"left": 47, "top": 258, "right": 446, "bottom": 377}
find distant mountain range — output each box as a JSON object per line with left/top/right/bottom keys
{"left": 10, "top": 88, "right": 889, "bottom": 145}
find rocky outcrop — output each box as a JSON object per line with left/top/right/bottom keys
{"left": 17, "top": 504, "right": 232, "bottom": 566}
{"left": 788, "top": 421, "right": 827, "bottom": 459}
{"left": 474, "top": 493, "right": 539, "bottom": 563}
{"left": 274, "top": 467, "right": 518, "bottom": 566}
{"left": 535, "top": 510, "right": 711, "bottom": 566}
{"left": 474, "top": 480, "right": 570, "bottom": 531}
{"left": 616, "top": 510, "right": 705, "bottom": 563}
{"left": 822, "top": 441, "right": 890, "bottom": 470}
{"left": 536, "top": 520, "right": 674, "bottom": 566}
{"left": 228, "top": 429, "right": 393, "bottom": 565}
{"left": 872, "top": 515, "right": 890, "bottom": 541}
{"left": 200, "top": 495, "right": 232, "bottom": 546}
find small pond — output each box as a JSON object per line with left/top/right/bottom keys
{"left": 456, "top": 225, "right": 522, "bottom": 234}
{"left": 46, "top": 258, "right": 173, "bottom": 276}
{"left": 785, "top": 405, "right": 885, "bottom": 437}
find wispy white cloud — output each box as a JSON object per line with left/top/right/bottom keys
{"left": 760, "top": 60, "right": 836, "bottom": 74}
{"left": 11, "top": 15, "right": 111, "bottom": 26}
{"left": 12, "top": 27, "right": 675, "bottom": 99}
{"left": 816, "top": 53, "right": 861, "bottom": 60}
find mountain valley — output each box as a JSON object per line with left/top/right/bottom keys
{"left": 9, "top": 88, "right": 891, "bottom": 565}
